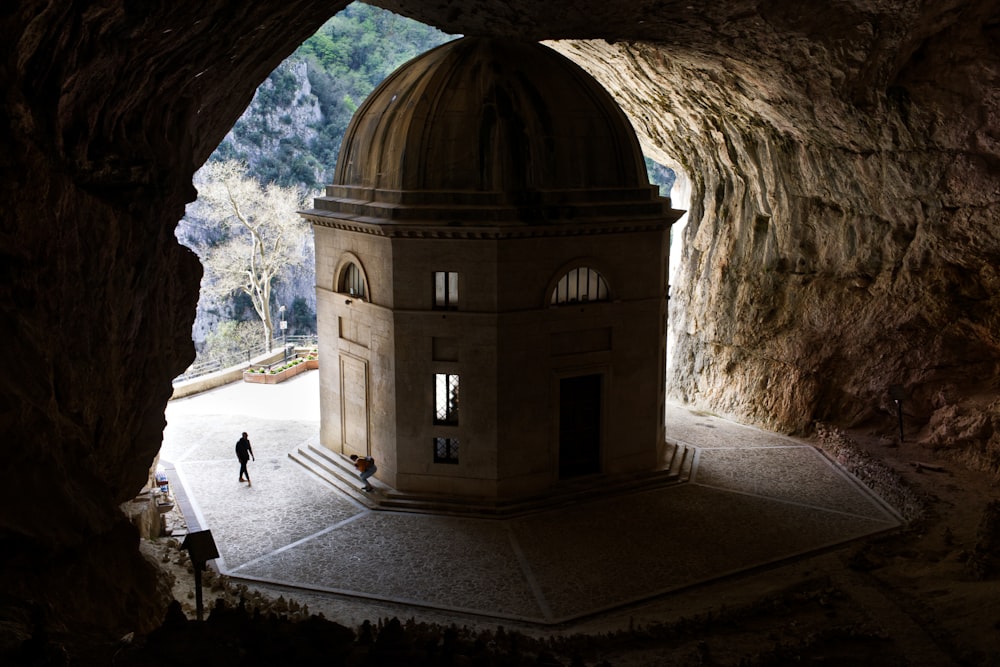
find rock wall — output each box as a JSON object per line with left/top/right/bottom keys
{"left": 1, "top": 0, "right": 998, "bottom": 649}
{"left": 544, "top": 3, "right": 1000, "bottom": 455}
{"left": 1, "top": 0, "right": 349, "bottom": 647}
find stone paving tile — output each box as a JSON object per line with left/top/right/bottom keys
{"left": 173, "top": 455, "right": 362, "bottom": 570}
{"left": 513, "top": 484, "right": 897, "bottom": 621}
{"left": 693, "top": 446, "right": 898, "bottom": 521}
{"left": 236, "top": 512, "right": 544, "bottom": 621}
{"left": 159, "top": 376, "right": 902, "bottom": 624}
{"left": 163, "top": 371, "right": 321, "bottom": 464}
{"left": 664, "top": 403, "right": 803, "bottom": 449}
{"left": 162, "top": 414, "right": 318, "bottom": 463}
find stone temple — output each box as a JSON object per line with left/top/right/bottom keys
{"left": 302, "top": 37, "right": 683, "bottom": 498}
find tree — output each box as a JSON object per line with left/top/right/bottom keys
{"left": 185, "top": 160, "right": 313, "bottom": 350}
{"left": 201, "top": 320, "right": 262, "bottom": 362}
{"left": 287, "top": 296, "right": 316, "bottom": 336}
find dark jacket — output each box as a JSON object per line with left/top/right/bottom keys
{"left": 236, "top": 437, "right": 253, "bottom": 462}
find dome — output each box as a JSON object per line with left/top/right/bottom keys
{"left": 309, "top": 37, "right": 665, "bottom": 225}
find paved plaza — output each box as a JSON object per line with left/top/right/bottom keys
{"left": 161, "top": 371, "right": 900, "bottom": 625}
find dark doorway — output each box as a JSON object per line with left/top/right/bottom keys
{"left": 559, "top": 374, "right": 602, "bottom": 478}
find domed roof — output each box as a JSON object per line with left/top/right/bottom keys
{"left": 306, "top": 37, "right": 669, "bottom": 226}
{"left": 334, "top": 37, "right": 649, "bottom": 194}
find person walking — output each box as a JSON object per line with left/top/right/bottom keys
{"left": 236, "top": 432, "right": 255, "bottom": 485}
{"left": 350, "top": 454, "right": 376, "bottom": 492}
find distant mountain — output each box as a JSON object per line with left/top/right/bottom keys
{"left": 211, "top": 3, "right": 456, "bottom": 190}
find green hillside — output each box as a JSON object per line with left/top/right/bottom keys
{"left": 212, "top": 3, "right": 456, "bottom": 190}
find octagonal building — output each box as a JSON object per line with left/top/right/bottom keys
{"left": 300, "top": 36, "right": 683, "bottom": 500}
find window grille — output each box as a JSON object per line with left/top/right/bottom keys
{"left": 339, "top": 262, "right": 366, "bottom": 299}
{"left": 551, "top": 267, "right": 609, "bottom": 305}
{"left": 434, "top": 271, "right": 459, "bottom": 310}
{"left": 434, "top": 373, "right": 459, "bottom": 425}
{"left": 433, "top": 437, "right": 459, "bottom": 464}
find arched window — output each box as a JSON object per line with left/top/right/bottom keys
{"left": 338, "top": 262, "right": 366, "bottom": 299}
{"left": 550, "top": 267, "right": 610, "bottom": 305}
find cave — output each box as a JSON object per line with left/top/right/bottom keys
{"left": 2, "top": 0, "right": 998, "bottom": 661}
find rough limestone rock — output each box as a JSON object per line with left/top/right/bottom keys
{"left": 544, "top": 12, "right": 1000, "bottom": 443}
{"left": 1, "top": 0, "right": 997, "bottom": 647}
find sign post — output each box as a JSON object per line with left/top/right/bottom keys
{"left": 181, "top": 530, "right": 220, "bottom": 621}
{"left": 279, "top": 304, "right": 288, "bottom": 362}
{"left": 889, "top": 384, "right": 906, "bottom": 442}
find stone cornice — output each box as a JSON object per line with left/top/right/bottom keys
{"left": 301, "top": 210, "right": 679, "bottom": 239}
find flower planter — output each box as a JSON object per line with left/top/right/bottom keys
{"left": 243, "top": 358, "right": 312, "bottom": 384}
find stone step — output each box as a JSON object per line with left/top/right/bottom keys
{"left": 288, "top": 445, "right": 379, "bottom": 509}
{"left": 663, "top": 439, "right": 695, "bottom": 482}
{"left": 290, "top": 441, "right": 695, "bottom": 519}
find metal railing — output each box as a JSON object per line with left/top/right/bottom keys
{"left": 173, "top": 334, "right": 318, "bottom": 382}
{"left": 283, "top": 334, "right": 319, "bottom": 349}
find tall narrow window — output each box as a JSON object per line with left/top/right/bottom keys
{"left": 339, "top": 262, "right": 366, "bottom": 299}
{"left": 434, "top": 271, "right": 459, "bottom": 310}
{"left": 434, "top": 373, "right": 459, "bottom": 425}
{"left": 433, "top": 437, "right": 460, "bottom": 464}
{"left": 551, "top": 267, "right": 609, "bottom": 306}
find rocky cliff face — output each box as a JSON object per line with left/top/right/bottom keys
{"left": 180, "top": 59, "right": 320, "bottom": 351}
{"left": 541, "top": 6, "right": 1000, "bottom": 461}
{"left": 221, "top": 60, "right": 324, "bottom": 173}
{"left": 2, "top": 0, "right": 998, "bottom": 648}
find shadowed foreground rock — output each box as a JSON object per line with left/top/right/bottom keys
{"left": 73, "top": 595, "right": 919, "bottom": 666}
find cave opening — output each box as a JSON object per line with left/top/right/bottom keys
{"left": 174, "top": 3, "right": 460, "bottom": 380}
{"left": 172, "top": 4, "right": 689, "bottom": 417}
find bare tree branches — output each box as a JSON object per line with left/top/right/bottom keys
{"left": 185, "top": 160, "right": 313, "bottom": 349}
